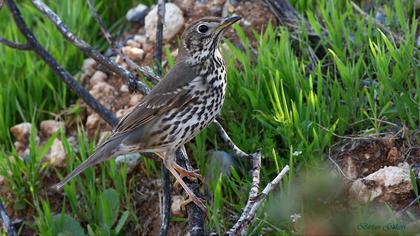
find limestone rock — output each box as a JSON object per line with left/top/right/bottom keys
{"left": 145, "top": 3, "right": 185, "bottom": 43}
{"left": 129, "top": 93, "right": 144, "bottom": 106}
{"left": 350, "top": 162, "right": 413, "bottom": 204}
{"left": 133, "top": 35, "right": 147, "bottom": 48}
{"left": 171, "top": 195, "right": 186, "bottom": 216}
{"left": 90, "top": 71, "right": 108, "bottom": 87}
{"left": 10, "top": 122, "right": 32, "bottom": 144}
{"left": 40, "top": 120, "right": 64, "bottom": 137}
{"left": 120, "top": 84, "right": 129, "bottom": 93}
{"left": 86, "top": 113, "right": 107, "bottom": 136}
{"left": 122, "top": 46, "right": 145, "bottom": 61}
{"left": 45, "top": 139, "right": 66, "bottom": 167}
{"left": 89, "top": 81, "right": 115, "bottom": 110}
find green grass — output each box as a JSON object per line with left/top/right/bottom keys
{"left": 1, "top": 0, "right": 419, "bottom": 235}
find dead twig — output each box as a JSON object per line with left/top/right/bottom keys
{"left": 154, "top": 1, "right": 171, "bottom": 235}
{"left": 0, "top": 37, "right": 30, "bottom": 50}
{"left": 213, "top": 120, "right": 249, "bottom": 158}
{"left": 213, "top": 121, "right": 289, "bottom": 235}
{"left": 4, "top": 0, "right": 118, "bottom": 126}
{"left": 0, "top": 199, "right": 17, "bottom": 236}
{"left": 227, "top": 155, "right": 290, "bottom": 235}
{"left": 30, "top": 0, "right": 151, "bottom": 94}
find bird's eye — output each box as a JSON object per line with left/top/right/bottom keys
{"left": 197, "top": 24, "right": 208, "bottom": 33}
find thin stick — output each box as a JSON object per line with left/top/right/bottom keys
{"left": 7, "top": 0, "right": 118, "bottom": 126}
{"left": 0, "top": 37, "right": 30, "bottom": 50}
{"left": 227, "top": 164, "right": 290, "bottom": 235}
{"left": 155, "top": 1, "right": 171, "bottom": 235}
{"left": 31, "top": 0, "right": 151, "bottom": 94}
{"left": 0, "top": 199, "right": 17, "bottom": 236}
{"left": 213, "top": 120, "right": 249, "bottom": 159}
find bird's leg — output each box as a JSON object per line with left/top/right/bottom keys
{"left": 163, "top": 157, "right": 207, "bottom": 212}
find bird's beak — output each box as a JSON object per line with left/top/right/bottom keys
{"left": 216, "top": 15, "right": 241, "bottom": 31}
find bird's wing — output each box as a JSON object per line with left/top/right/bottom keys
{"left": 113, "top": 60, "right": 199, "bottom": 134}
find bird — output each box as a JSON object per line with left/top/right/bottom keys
{"left": 53, "top": 15, "right": 241, "bottom": 212}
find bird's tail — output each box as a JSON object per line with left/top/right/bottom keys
{"left": 52, "top": 135, "right": 124, "bottom": 191}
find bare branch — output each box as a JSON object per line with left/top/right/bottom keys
{"left": 86, "top": 0, "right": 113, "bottom": 46}
{"left": 0, "top": 37, "right": 30, "bottom": 50}
{"left": 6, "top": 0, "right": 118, "bottom": 126}
{"left": 0, "top": 199, "right": 17, "bottom": 236}
{"left": 30, "top": 0, "right": 151, "bottom": 94}
{"left": 227, "top": 164, "right": 290, "bottom": 235}
{"left": 154, "top": 1, "right": 171, "bottom": 235}
{"left": 213, "top": 120, "right": 249, "bottom": 158}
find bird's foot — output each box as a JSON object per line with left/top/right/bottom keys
{"left": 180, "top": 193, "right": 207, "bottom": 213}
{"left": 173, "top": 163, "right": 204, "bottom": 182}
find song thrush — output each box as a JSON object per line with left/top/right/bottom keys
{"left": 54, "top": 16, "right": 241, "bottom": 211}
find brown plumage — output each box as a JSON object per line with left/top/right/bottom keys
{"left": 53, "top": 16, "right": 241, "bottom": 211}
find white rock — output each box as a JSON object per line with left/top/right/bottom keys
{"left": 90, "top": 71, "right": 108, "bottom": 87}
{"left": 86, "top": 113, "right": 101, "bottom": 134}
{"left": 134, "top": 35, "right": 147, "bottom": 47}
{"left": 40, "top": 120, "right": 64, "bottom": 137}
{"left": 89, "top": 81, "right": 115, "bottom": 110}
{"left": 122, "top": 46, "right": 145, "bottom": 60}
{"left": 145, "top": 3, "right": 185, "bottom": 43}
{"left": 126, "top": 39, "right": 141, "bottom": 48}
{"left": 45, "top": 139, "right": 66, "bottom": 167}
{"left": 126, "top": 3, "right": 149, "bottom": 22}
{"left": 129, "top": 93, "right": 144, "bottom": 106}
{"left": 115, "top": 153, "right": 141, "bottom": 173}
{"left": 81, "top": 58, "right": 97, "bottom": 77}
{"left": 171, "top": 195, "right": 186, "bottom": 216}
{"left": 350, "top": 162, "right": 412, "bottom": 203}
{"left": 120, "top": 84, "right": 129, "bottom": 93}
{"left": 10, "top": 122, "right": 32, "bottom": 143}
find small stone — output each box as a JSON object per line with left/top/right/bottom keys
{"left": 126, "top": 3, "right": 149, "bottom": 23}
{"left": 45, "top": 139, "right": 66, "bottom": 167}
{"left": 120, "top": 84, "right": 129, "bottom": 93}
{"left": 89, "top": 81, "right": 115, "bottom": 110}
{"left": 40, "top": 120, "right": 64, "bottom": 137}
{"left": 122, "top": 46, "right": 145, "bottom": 61}
{"left": 115, "top": 153, "right": 141, "bottom": 173}
{"left": 145, "top": 3, "right": 185, "bottom": 43}
{"left": 126, "top": 39, "right": 141, "bottom": 48}
{"left": 116, "top": 108, "right": 131, "bottom": 119}
{"left": 81, "top": 58, "right": 97, "bottom": 77}
{"left": 133, "top": 35, "right": 147, "bottom": 47}
{"left": 171, "top": 195, "right": 186, "bottom": 216}
{"left": 10, "top": 122, "right": 32, "bottom": 143}
{"left": 129, "top": 93, "right": 144, "bottom": 106}
{"left": 86, "top": 113, "right": 107, "bottom": 136}
{"left": 90, "top": 71, "right": 108, "bottom": 87}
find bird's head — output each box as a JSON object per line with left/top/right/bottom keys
{"left": 179, "top": 16, "right": 241, "bottom": 64}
